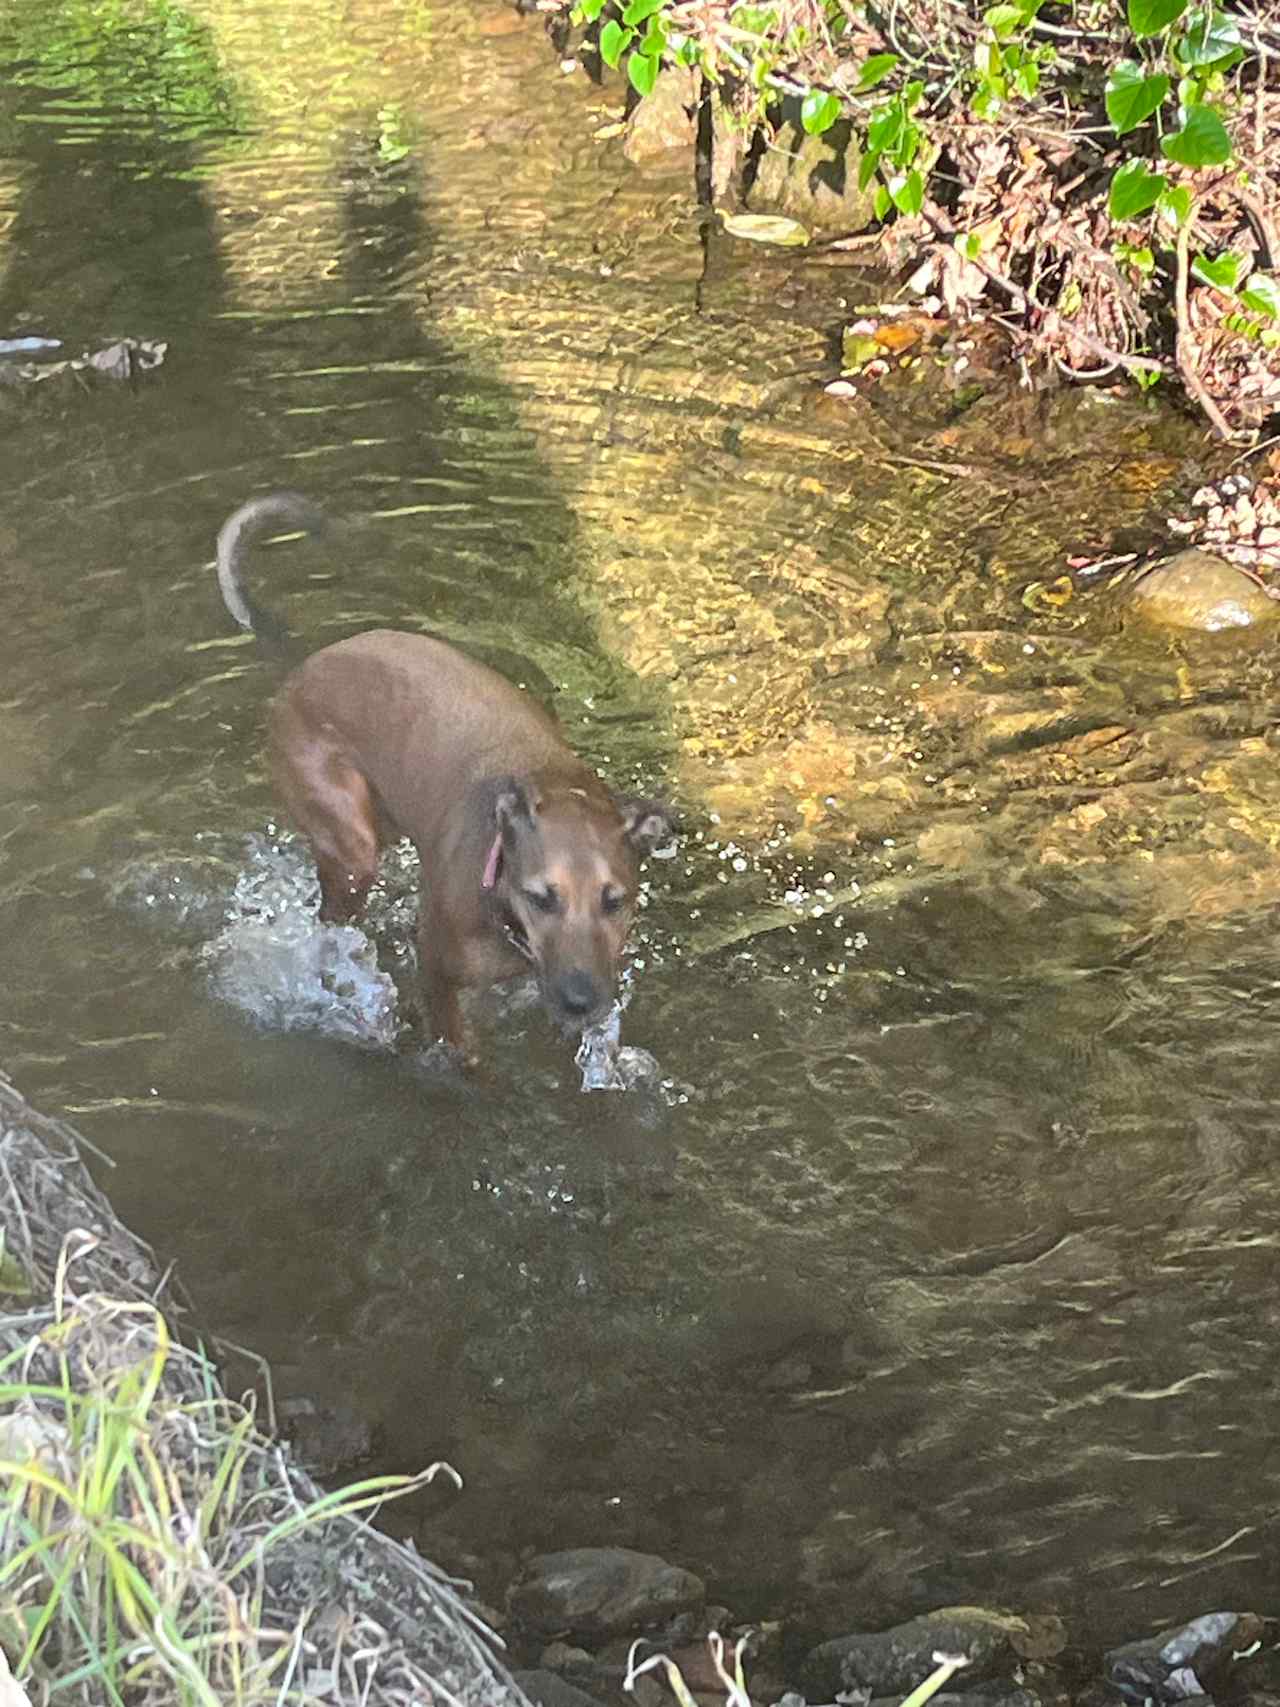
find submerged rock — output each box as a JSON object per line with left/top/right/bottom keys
{"left": 1104, "top": 1611, "right": 1269, "bottom": 1704}
{"left": 1126, "top": 549, "right": 1279, "bottom": 631}
{"left": 743, "top": 99, "right": 876, "bottom": 236}
{"left": 514, "top": 1670, "right": 609, "bottom": 1707}
{"left": 623, "top": 66, "right": 698, "bottom": 163}
{"left": 508, "top": 1547, "right": 704, "bottom": 1639}
{"left": 802, "top": 1607, "right": 1047, "bottom": 1699}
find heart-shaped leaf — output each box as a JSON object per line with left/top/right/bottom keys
{"left": 1128, "top": 0, "right": 1187, "bottom": 36}
{"left": 1105, "top": 61, "right": 1170, "bottom": 133}
{"left": 1176, "top": 6, "right": 1243, "bottom": 67}
{"left": 1109, "top": 158, "right": 1167, "bottom": 221}
{"left": 1191, "top": 249, "right": 1247, "bottom": 290}
{"left": 801, "top": 89, "right": 841, "bottom": 135}
{"left": 599, "top": 19, "right": 633, "bottom": 68}
{"left": 1160, "top": 101, "right": 1231, "bottom": 165}
{"left": 627, "top": 48, "right": 661, "bottom": 95}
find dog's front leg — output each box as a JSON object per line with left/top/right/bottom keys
{"left": 417, "top": 905, "right": 476, "bottom": 1060}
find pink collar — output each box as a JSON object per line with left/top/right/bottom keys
{"left": 481, "top": 833, "right": 503, "bottom": 891}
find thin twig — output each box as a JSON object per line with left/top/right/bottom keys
{"left": 1174, "top": 191, "right": 1235, "bottom": 441}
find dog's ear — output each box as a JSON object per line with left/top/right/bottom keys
{"left": 495, "top": 778, "right": 539, "bottom": 839}
{"left": 618, "top": 797, "right": 675, "bottom": 854}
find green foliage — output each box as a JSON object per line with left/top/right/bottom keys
{"left": 568, "top": 0, "right": 1261, "bottom": 424}
{"left": 1109, "top": 158, "right": 1166, "bottom": 220}
{"left": 1192, "top": 249, "right": 1247, "bottom": 290}
{"left": 1160, "top": 100, "right": 1231, "bottom": 164}
{"left": 1105, "top": 61, "right": 1170, "bottom": 134}
{"left": 801, "top": 89, "right": 840, "bottom": 135}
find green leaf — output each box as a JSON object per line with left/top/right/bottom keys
{"left": 1105, "top": 61, "right": 1170, "bottom": 134}
{"left": 1108, "top": 158, "right": 1166, "bottom": 220}
{"left": 971, "top": 83, "right": 1004, "bottom": 120}
{"left": 1157, "top": 183, "right": 1192, "bottom": 228}
{"left": 857, "top": 148, "right": 882, "bottom": 190}
{"left": 719, "top": 212, "right": 810, "bottom": 246}
{"left": 975, "top": 39, "right": 1002, "bottom": 78}
{"left": 1012, "top": 59, "right": 1039, "bottom": 98}
{"left": 873, "top": 183, "right": 892, "bottom": 221}
{"left": 1160, "top": 101, "right": 1231, "bottom": 165}
{"left": 1240, "top": 272, "right": 1280, "bottom": 318}
{"left": 1176, "top": 6, "right": 1243, "bottom": 67}
{"left": 888, "top": 168, "right": 924, "bottom": 215}
{"left": 856, "top": 52, "right": 898, "bottom": 90}
{"left": 1191, "top": 249, "right": 1247, "bottom": 290}
{"left": 627, "top": 48, "right": 661, "bottom": 95}
{"left": 984, "top": 3, "right": 1026, "bottom": 39}
{"left": 575, "top": 0, "right": 606, "bottom": 21}
{"left": 866, "top": 102, "right": 904, "bottom": 154}
{"left": 1127, "top": 0, "right": 1187, "bottom": 36}
{"left": 801, "top": 89, "right": 841, "bottom": 135}
{"left": 639, "top": 16, "right": 667, "bottom": 52}
{"left": 598, "top": 19, "right": 633, "bottom": 67}
{"left": 903, "top": 79, "right": 925, "bottom": 112}
{"left": 622, "top": 0, "right": 664, "bottom": 21}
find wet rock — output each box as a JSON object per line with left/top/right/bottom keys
{"left": 1126, "top": 550, "right": 1279, "bottom": 632}
{"left": 743, "top": 99, "right": 876, "bottom": 237}
{"left": 1104, "top": 1611, "right": 1269, "bottom": 1704}
{"left": 802, "top": 1607, "right": 1039, "bottom": 1699}
{"left": 623, "top": 66, "right": 698, "bottom": 163}
{"left": 514, "top": 1670, "right": 609, "bottom": 1707}
{"left": 508, "top": 1547, "right": 705, "bottom": 1640}
{"left": 540, "top": 1641, "right": 594, "bottom": 1671}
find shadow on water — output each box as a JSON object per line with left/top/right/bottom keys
{"left": 3, "top": 0, "right": 1280, "bottom": 1655}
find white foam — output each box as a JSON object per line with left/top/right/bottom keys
{"left": 202, "top": 836, "right": 399, "bottom": 1049}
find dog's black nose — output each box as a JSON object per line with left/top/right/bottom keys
{"left": 556, "top": 971, "right": 602, "bottom": 1016}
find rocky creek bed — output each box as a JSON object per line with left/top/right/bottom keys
{"left": 3, "top": 1072, "right": 1278, "bottom": 1706}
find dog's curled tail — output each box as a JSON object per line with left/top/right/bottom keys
{"left": 216, "top": 491, "right": 329, "bottom": 651}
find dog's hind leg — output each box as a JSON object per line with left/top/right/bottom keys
{"left": 269, "top": 711, "right": 380, "bottom": 924}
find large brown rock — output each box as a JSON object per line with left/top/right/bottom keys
{"left": 623, "top": 67, "right": 698, "bottom": 163}
{"left": 743, "top": 98, "right": 876, "bottom": 236}
{"left": 1126, "top": 548, "right": 1280, "bottom": 631}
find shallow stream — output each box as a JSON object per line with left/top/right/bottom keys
{"left": 2, "top": 0, "right": 1280, "bottom": 1649}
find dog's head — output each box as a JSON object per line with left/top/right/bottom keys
{"left": 489, "top": 778, "right": 673, "bottom": 1033}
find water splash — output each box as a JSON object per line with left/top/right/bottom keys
{"left": 202, "top": 835, "right": 400, "bottom": 1048}
{"left": 575, "top": 1000, "right": 665, "bottom": 1095}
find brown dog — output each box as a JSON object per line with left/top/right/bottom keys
{"left": 215, "top": 493, "right": 671, "bottom": 1053}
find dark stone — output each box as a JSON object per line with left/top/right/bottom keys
{"left": 1104, "top": 1612, "right": 1270, "bottom": 1704}
{"left": 508, "top": 1547, "right": 705, "bottom": 1640}
{"left": 514, "top": 1670, "right": 609, "bottom": 1707}
{"left": 802, "top": 1608, "right": 1035, "bottom": 1699}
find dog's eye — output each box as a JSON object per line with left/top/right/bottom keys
{"left": 601, "top": 888, "right": 626, "bottom": 915}
{"left": 524, "top": 886, "right": 558, "bottom": 914}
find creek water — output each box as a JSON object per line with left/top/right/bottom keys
{"left": 2, "top": 0, "right": 1280, "bottom": 1652}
